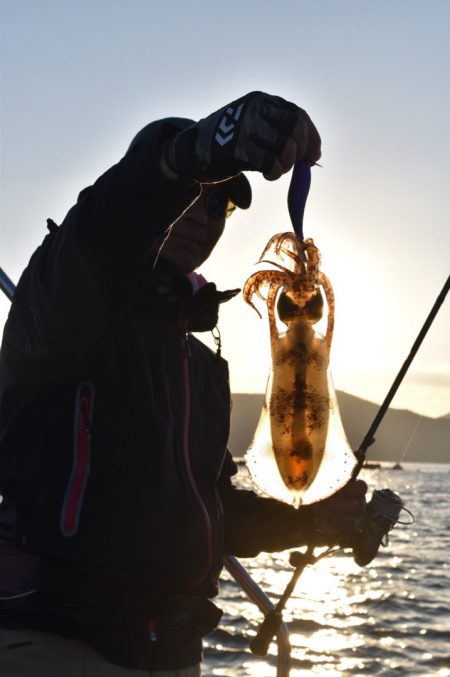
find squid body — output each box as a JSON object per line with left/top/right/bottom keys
{"left": 243, "top": 233, "right": 356, "bottom": 506}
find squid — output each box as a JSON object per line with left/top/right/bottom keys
{"left": 243, "top": 232, "right": 355, "bottom": 506}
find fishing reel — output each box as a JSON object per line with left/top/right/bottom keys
{"left": 311, "top": 486, "right": 411, "bottom": 565}
{"left": 350, "top": 488, "right": 411, "bottom": 567}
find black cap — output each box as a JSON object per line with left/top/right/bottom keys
{"left": 128, "top": 117, "right": 252, "bottom": 210}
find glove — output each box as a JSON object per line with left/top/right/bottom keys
{"left": 165, "top": 91, "right": 321, "bottom": 183}
{"left": 309, "top": 479, "right": 368, "bottom": 548}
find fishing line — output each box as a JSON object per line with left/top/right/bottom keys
{"left": 397, "top": 415, "right": 422, "bottom": 467}
{"left": 320, "top": 0, "right": 375, "bottom": 84}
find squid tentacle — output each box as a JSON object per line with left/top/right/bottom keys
{"left": 319, "top": 271, "right": 335, "bottom": 357}
{"left": 266, "top": 282, "right": 283, "bottom": 344}
{"left": 243, "top": 271, "right": 290, "bottom": 318}
{"left": 259, "top": 259, "right": 295, "bottom": 276}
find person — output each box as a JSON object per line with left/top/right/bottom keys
{"left": 0, "top": 91, "right": 367, "bottom": 675}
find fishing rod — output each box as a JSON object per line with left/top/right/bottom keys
{"left": 353, "top": 273, "right": 450, "bottom": 475}
{"left": 0, "top": 268, "right": 15, "bottom": 302}
{"left": 248, "top": 163, "right": 444, "bottom": 657}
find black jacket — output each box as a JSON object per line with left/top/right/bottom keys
{"left": 0, "top": 119, "right": 313, "bottom": 669}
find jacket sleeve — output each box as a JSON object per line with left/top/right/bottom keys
{"left": 5, "top": 120, "right": 200, "bottom": 360}
{"left": 218, "top": 451, "right": 316, "bottom": 557}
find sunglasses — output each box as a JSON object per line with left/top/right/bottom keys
{"left": 204, "top": 190, "right": 236, "bottom": 220}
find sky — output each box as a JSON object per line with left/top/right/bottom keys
{"left": 1, "top": 0, "right": 449, "bottom": 421}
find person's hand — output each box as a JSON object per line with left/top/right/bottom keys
{"left": 309, "top": 479, "right": 368, "bottom": 548}
{"left": 165, "top": 91, "right": 321, "bottom": 183}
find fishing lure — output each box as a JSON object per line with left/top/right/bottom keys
{"left": 244, "top": 164, "right": 356, "bottom": 506}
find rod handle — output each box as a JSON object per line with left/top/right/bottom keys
{"left": 250, "top": 609, "right": 284, "bottom": 656}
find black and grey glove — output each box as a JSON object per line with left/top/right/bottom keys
{"left": 306, "top": 479, "right": 368, "bottom": 549}
{"left": 165, "top": 91, "right": 321, "bottom": 183}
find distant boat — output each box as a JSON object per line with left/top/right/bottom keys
{"left": 391, "top": 462, "right": 403, "bottom": 470}
{"left": 363, "top": 462, "right": 382, "bottom": 469}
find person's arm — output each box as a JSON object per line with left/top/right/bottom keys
{"left": 7, "top": 91, "right": 321, "bottom": 359}
{"left": 6, "top": 120, "right": 200, "bottom": 358}
{"left": 218, "top": 452, "right": 367, "bottom": 557}
{"left": 218, "top": 452, "right": 316, "bottom": 557}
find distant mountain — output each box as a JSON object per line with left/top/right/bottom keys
{"left": 229, "top": 391, "right": 450, "bottom": 464}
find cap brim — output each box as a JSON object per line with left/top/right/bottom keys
{"left": 211, "top": 174, "right": 252, "bottom": 210}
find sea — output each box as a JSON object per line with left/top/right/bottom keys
{"left": 203, "top": 462, "right": 450, "bottom": 676}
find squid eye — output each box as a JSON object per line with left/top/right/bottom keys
{"left": 277, "top": 292, "right": 300, "bottom": 322}
{"left": 304, "top": 291, "right": 323, "bottom": 321}
{"left": 277, "top": 290, "right": 323, "bottom": 324}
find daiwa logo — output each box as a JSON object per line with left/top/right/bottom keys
{"left": 215, "top": 103, "right": 244, "bottom": 146}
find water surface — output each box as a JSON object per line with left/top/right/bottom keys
{"left": 204, "top": 463, "right": 450, "bottom": 676}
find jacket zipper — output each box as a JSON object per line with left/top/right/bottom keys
{"left": 60, "top": 382, "right": 94, "bottom": 537}
{"left": 181, "top": 330, "right": 214, "bottom": 586}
